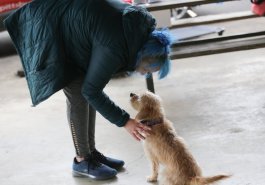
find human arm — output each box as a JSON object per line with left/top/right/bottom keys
{"left": 82, "top": 44, "right": 130, "bottom": 127}
{"left": 82, "top": 44, "right": 152, "bottom": 140}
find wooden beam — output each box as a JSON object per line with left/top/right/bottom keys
{"left": 172, "top": 31, "right": 265, "bottom": 46}
{"left": 170, "top": 35, "right": 265, "bottom": 59}
{"left": 171, "top": 11, "right": 257, "bottom": 28}
{"left": 142, "top": 0, "right": 239, "bottom": 12}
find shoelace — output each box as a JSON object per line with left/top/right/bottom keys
{"left": 92, "top": 150, "right": 107, "bottom": 162}
{"left": 85, "top": 154, "right": 102, "bottom": 168}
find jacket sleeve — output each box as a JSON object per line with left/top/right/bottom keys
{"left": 81, "top": 44, "right": 130, "bottom": 127}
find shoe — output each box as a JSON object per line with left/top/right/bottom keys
{"left": 91, "top": 149, "right": 125, "bottom": 170}
{"left": 72, "top": 156, "right": 117, "bottom": 180}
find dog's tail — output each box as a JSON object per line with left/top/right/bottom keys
{"left": 190, "top": 174, "right": 231, "bottom": 185}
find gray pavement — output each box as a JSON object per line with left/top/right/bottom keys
{"left": 1, "top": 47, "right": 265, "bottom": 185}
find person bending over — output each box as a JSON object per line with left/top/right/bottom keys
{"left": 5, "top": 0, "right": 172, "bottom": 180}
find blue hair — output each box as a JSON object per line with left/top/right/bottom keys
{"left": 136, "top": 28, "right": 173, "bottom": 79}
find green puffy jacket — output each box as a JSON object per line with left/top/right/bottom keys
{"left": 5, "top": 0, "right": 156, "bottom": 127}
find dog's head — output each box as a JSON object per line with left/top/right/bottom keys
{"left": 130, "top": 91, "right": 163, "bottom": 114}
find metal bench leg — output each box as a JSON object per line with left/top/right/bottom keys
{"left": 146, "top": 73, "right": 155, "bottom": 93}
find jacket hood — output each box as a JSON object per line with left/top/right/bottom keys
{"left": 122, "top": 6, "right": 156, "bottom": 71}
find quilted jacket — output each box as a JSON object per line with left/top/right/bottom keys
{"left": 5, "top": 0, "right": 156, "bottom": 127}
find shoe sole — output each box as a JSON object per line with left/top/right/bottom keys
{"left": 72, "top": 170, "right": 116, "bottom": 180}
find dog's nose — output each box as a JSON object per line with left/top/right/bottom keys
{"left": 130, "top": 93, "right": 136, "bottom": 97}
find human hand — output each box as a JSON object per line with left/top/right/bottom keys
{"left": 124, "top": 118, "right": 152, "bottom": 141}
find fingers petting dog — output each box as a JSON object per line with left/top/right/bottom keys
{"left": 124, "top": 118, "right": 151, "bottom": 141}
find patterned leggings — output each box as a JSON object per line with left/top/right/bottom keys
{"left": 63, "top": 76, "right": 96, "bottom": 157}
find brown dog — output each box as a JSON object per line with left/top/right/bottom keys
{"left": 130, "top": 91, "right": 230, "bottom": 185}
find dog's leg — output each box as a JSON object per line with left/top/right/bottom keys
{"left": 161, "top": 167, "right": 181, "bottom": 185}
{"left": 147, "top": 158, "right": 159, "bottom": 182}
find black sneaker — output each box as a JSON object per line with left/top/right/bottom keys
{"left": 91, "top": 150, "right": 125, "bottom": 170}
{"left": 72, "top": 155, "right": 117, "bottom": 180}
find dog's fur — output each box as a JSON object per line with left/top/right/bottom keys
{"left": 130, "top": 91, "right": 230, "bottom": 185}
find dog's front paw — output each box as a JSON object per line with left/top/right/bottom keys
{"left": 147, "top": 176, "right": 158, "bottom": 182}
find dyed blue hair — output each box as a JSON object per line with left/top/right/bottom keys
{"left": 136, "top": 28, "right": 173, "bottom": 79}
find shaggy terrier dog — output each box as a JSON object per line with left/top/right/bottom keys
{"left": 130, "top": 91, "right": 230, "bottom": 185}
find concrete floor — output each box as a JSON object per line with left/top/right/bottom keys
{"left": 1, "top": 48, "right": 265, "bottom": 185}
